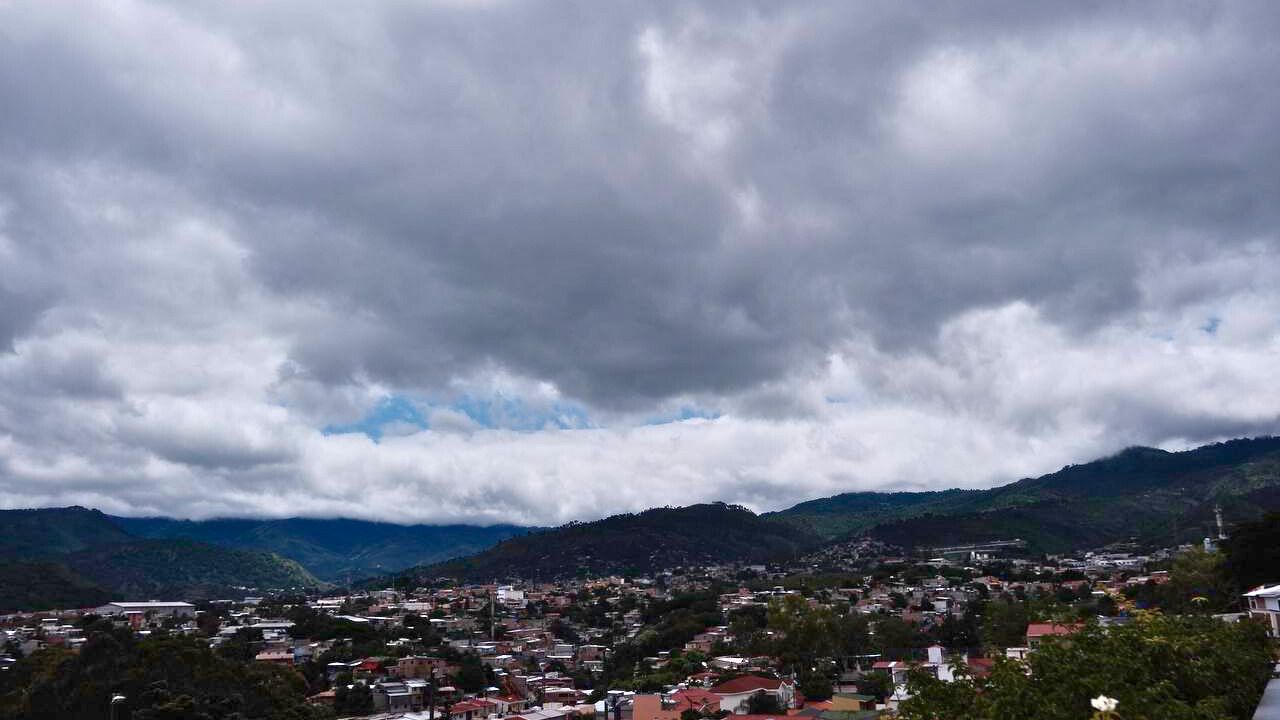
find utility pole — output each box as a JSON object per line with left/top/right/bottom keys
{"left": 428, "top": 667, "right": 436, "bottom": 720}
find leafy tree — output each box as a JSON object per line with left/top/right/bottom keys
{"left": 334, "top": 679, "right": 374, "bottom": 716}
{"left": 872, "top": 616, "right": 924, "bottom": 659}
{"left": 980, "top": 599, "right": 1031, "bottom": 650}
{"left": 1222, "top": 511, "right": 1280, "bottom": 591}
{"left": 454, "top": 653, "right": 488, "bottom": 694}
{"left": 899, "top": 614, "right": 1271, "bottom": 720}
{"left": 798, "top": 671, "right": 834, "bottom": 701}
{"left": 767, "top": 596, "right": 837, "bottom": 672}
{"left": 855, "top": 671, "right": 894, "bottom": 702}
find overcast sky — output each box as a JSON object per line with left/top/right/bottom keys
{"left": 1, "top": 1, "right": 1278, "bottom": 525}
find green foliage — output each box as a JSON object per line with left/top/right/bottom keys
{"left": 872, "top": 616, "right": 927, "bottom": 659}
{"left": 1125, "top": 548, "right": 1235, "bottom": 613}
{"left": 0, "top": 562, "right": 112, "bottom": 613}
{"left": 454, "top": 653, "right": 488, "bottom": 694}
{"left": 0, "top": 626, "right": 328, "bottom": 720}
{"left": 63, "top": 539, "right": 322, "bottom": 600}
{"left": 608, "top": 591, "right": 725, "bottom": 687}
{"left": 855, "top": 671, "right": 894, "bottom": 702}
{"left": 772, "top": 437, "right": 1280, "bottom": 552}
{"left": 334, "top": 678, "right": 373, "bottom": 716}
{"left": 798, "top": 670, "right": 834, "bottom": 701}
{"left": 1222, "top": 511, "right": 1280, "bottom": 591}
{"left": 0, "top": 507, "right": 134, "bottom": 559}
{"left": 980, "top": 598, "right": 1032, "bottom": 650}
{"left": 899, "top": 614, "right": 1273, "bottom": 720}
{"left": 768, "top": 595, "right": 838, "bottom": 671}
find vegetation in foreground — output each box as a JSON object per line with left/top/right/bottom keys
{"left": 900, "top": 613, "right": 1273, "bottom": 720}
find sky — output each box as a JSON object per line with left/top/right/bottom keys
{"left": 1, "top": 1, "right": 1278, "bottom": 526}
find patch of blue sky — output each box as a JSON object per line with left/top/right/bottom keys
{"left": 322, "top": 395, "right": 429, "bottom": 441}
{"left": 643, "top": 406, "right": 721, "bottom": 426}
{"left": 324, "top": 392, "right": 595, "bottom": 440}
{"left": 450, "top": 393, "right": 593, "bottom": 431}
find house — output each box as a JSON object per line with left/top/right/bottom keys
{"left": 711, "top": 675, "right": 796, "bottom": 714}
{"left": 371, "top": 682, "right": 415, "bottom": 713}
{"left": 254, "top": 647, "right": 295, "bottom": 665}
{"left": 1024, "top": 623, "right": 1081, "bottom": 648}
{"left": 449, "top": 698, "right": 498, "bottom": 720}
{"left": 870, "top": 661, "right": 910, "bottom": 686}
{"left": 1244, "top": 584, "right": 1280, "bottom": 638}
{"left": 670, "top": 688, "right": 720, "bottom": 715}
{"left": 828, "top": 693, "right": 877, "bottom": 712}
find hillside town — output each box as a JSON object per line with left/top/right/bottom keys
{"left": 4, "top": 532, "right": 1278, "bottom": 720}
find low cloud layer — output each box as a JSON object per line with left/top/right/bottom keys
{"left": 1, "top": 1, "right": 1278, "bottom": 525}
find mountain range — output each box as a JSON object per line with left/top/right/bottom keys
{"left": 4, "top": 436, "right": 1280, "bottom": 607}
{"left": 110, "top": 515, "right": 530, "bottom": 581}
{"left": 397, "top": 436, "right": 1280, "bottom": 581}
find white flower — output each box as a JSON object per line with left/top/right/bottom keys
{"left": 1091, "top": 695, "right": 1118, "bottom": 713}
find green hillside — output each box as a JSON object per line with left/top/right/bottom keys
{"left": 0, "top": 508, "right": 326, "bottom": 609}
{"left": 765, "top": 489, "right": 984, "bottom": 538}
{"left": 773, "top": 437, "right": 1280, "bottom": 552}
{"left": 62, "top": 539, "right": 322, "bottom": 600}
{"left": 0, "top": 562, "right": 112, "bottom": 613}
{"left": 0, "top": 506, "right": 134, "bottom": 559}
{"left": 400, "top": 502, "right": 819, "bottom": 583}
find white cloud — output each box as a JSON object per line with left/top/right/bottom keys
{"left": 0, "top": 1, "right": 1277, "bottom": 524}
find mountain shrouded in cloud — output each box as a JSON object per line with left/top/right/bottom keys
{"left": 0, "top": 1, "right": 1278, "bottom": 525}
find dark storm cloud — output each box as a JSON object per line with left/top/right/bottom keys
{"left": 0, "top": 1, "right": 1278, "bottom": 522}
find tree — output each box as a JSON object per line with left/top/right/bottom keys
{"left": 335, "top": 680, "right": 373, "bottom": 716}
{"left": 454, "top": 653, "right": 488, "bottom": 694}
{"left": 798, "top": 671, "right": 834, "bottom": 701}
{"left": 855, "top": 671, "right": 894, "bottom": 702}
{"left": 872, "top": 616, "right": 923, "bottom": 658}
{"left": 767, "top": 596, "right": 838, "bottom": 672}
{"left": 898, "top": 614, "right": 1272, "bottom": 720}
{"left": 979, "top": 599, "right": 1030, "bottom": 650}
{"left": 1223, "top": 512, "right": 1280, "bottom": 591}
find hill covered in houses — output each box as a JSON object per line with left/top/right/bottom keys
{"left": 397, "top": 503, "right": 822, "bottom": 583}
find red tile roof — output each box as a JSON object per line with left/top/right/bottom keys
{"left": 672, "top": 688, "right": 721, "bottom": 710}
{"left": 712, "top": 675, "right": 785, "bottom": 694}
{"left": 1025, "top": 623, "right": 1082, "bottom": 638}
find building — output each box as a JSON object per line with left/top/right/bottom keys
{"left": 711, "top": 675, "right": 796, "bottom": 714}
{"left": 1244, "top": 584, "right": 1280, "bottom": 638}
{"left": 1024, "top": 623, "right": 1081, "bottom": 648}
{"left": 94, "top": 601, "right": 196, "bottom": 619}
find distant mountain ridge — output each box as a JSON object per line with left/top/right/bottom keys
{"left": 771, "top": 437, "right": 1280, "bottom": 551}
{"left": 398, "top": 503, "right": 820, "bottom": 583}
{"left": 110, "top": 515, "right": 532, "bottom": 581}
{"left": 0, "top": 507, "right": 322, "bottom": 611}
{"left": 400, "top": 437, "right": 1280, "bottom": 582}
{"left": 5, "top": 436, "right": 1280, "bottom": 604}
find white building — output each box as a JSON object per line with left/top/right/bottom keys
{"left": 95, "top": 601, "right": 195, "bottom": 618}
{"left": 1244, "top": 584, "right": 1280, "bottom": 638}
